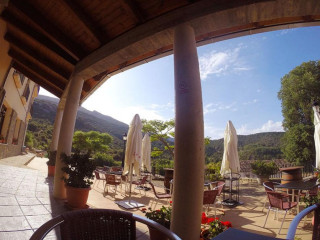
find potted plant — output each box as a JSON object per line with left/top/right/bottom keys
{"left": 251, "top": 160, "right": 278, "bottom": 185}
{"left": 301, "top": 192, "right": 320, "bottom": 225}
{"left": 61, "top": 151, "right": 96, "bottom": 209}
{"left": 200, "top": 213, "right": 232, "bottom": 239}
{"left": 46, "top": 150, "right": 56, "bottom": 177}
{"left": 142, "top": 204, "right": 172, "bottom": 240}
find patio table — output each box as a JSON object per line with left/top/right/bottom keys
{"left": 211, "top": 228, "right": 283, "bottom": 240}
{"left": 275, "top": 180, "right": 318, "bottom": 213}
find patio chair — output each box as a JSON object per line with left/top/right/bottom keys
{"left": 30, "top": 209, "right": 181, "bottom": 240}
{"left": 93, "top": 170, "right": 106, "bottom": 189}
{"left": 148, "top": 181, "right": 171, "bottom": 208}
{"left": 203, "top": 189, "right": 219, "bottom": 217}
{"left": 132, "top": 175, "right": 149, "bottom": 195}
{"left": 262, "top": 181, "right": 280, "bottom": 212}
{"left": 104, "top": 174, "right": 122, "bottom": 194}
{"left": 111, "top": 166, "right": 123, "bottom": 172}
{"left": 263, "top": 191, "right": 297, "bottom": 234}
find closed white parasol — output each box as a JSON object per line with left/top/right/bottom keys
{"left": 116, "top": 114, "right": 144, "bottom": 209}
{"left": 141, "top": 133, "right": 151, "bottom": 172}
{"left": 220, "top": 120, "right": 240, "bottom": 175}
{"left": 313, "top": 105, "right": 320, "bottom": 168}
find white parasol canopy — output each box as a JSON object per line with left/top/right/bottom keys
{"left": 313, "top": 105, "right": 320, "bottom": 168}
{"left": 220, "top": 120, "right": 240, "bottom": 175}
{"left": 141, "top": 133, "right": 151, "bottom": 172}
{"left": 123, "top": 114, "right": 142, "bottom": 176}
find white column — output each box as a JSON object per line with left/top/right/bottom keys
{"left": 171, "top": 24, "right": 204, "bottom": 240}
{"left": 50, "top": 105, "right": 64, "bottom": 151}
{"left": 53, "top": 75, "right": 84, "bottom": 199}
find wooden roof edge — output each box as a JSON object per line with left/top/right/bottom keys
{"left": 74, "top": 0, "right": 271, "bottom": 79}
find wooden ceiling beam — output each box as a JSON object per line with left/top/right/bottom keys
{"left": 12, "top": 62, "right": 63, "bottom": 98}
{"left": 59, "top": 0, "right": 104, "bottom": 45}
{"left": 119, "top": 0, "right": 146, "bottom": 23}
{"left": 0, "top": 9, "right": 77, "bottom": 65}
{"left": 10, "top": 0, "right": 86, "bottom": 60}
{"left": 5, "top": 33, "right": 72, "bottom": 80}
{"left": 8, "top": 48, "right": 67, "bottom": 90}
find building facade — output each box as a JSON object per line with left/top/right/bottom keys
{"left": 0, "top": 68, "right": 38, "bottom": 159}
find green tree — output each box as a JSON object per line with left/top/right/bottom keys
{"left": 142, "top": 119, "right": 175, "bottom": 158}
{"left": 73, "top": 131, "right": 113, "bottom": 155}
{"left": 25, "top": 131, "right": 34, "bottom": 148}
{"left": 278, "top": 60, "right": 320, "bottom": 165}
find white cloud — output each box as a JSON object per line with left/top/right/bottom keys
{"left": 199, "top": 47, "right": 250, "bottom": 80}
{"left": 204, "top": 125, "right": 225, "bottom": 140}
{"left": 237, "top": 120, "right": 284, "bottom": 135}
{"left": 243, "top": 99, "right": 258, "bottom": 105}
{"left": 204, "top": 102, "right": 237, "bottom": 115}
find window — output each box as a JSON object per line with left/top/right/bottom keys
{"left": 13, "top": 70, "right": 25, "bottom": 88}
{"left": 21, "top": 81, "right": 30, "bottom": 105}
{"left": 0, "top": 105, "right": 7, "bottom": 143}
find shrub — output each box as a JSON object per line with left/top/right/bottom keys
{"left": 251, "top": 160, "right": 278, "bottom": 176}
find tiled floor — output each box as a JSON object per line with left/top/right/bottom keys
{"left": 0, "top": 154, "right": 151, "bottom": 240}
{"left": 0, "top": 154, "right": 315, "bottom": 240}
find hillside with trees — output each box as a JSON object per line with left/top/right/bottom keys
{"left": 27, "top": 95, "right": 284, "bottom": 164}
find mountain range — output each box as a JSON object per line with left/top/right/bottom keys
{"left": 29, "top": 95, "right": 284, "bottom": 160}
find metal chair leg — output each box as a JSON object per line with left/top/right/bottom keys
{"left": 263, "top": 207, "right": 271, "bottom": 227}
{"left": 279, "top": 210, "right": 288, "bottom": 234}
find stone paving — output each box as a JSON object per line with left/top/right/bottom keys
{"left": 0, "top": 154, "right": 315, "bottom": 240}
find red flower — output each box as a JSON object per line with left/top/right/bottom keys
{"left": 221, "top": 221, "right": 232, "bottom": 228}
{"left": 201, "top": 212, "right": 208, "bottom": 224}
{"left": 141, "top": 208, "right": 147, "bottom": 212}
{"left": 170, "top": 201, "right": 173, "bottom": 204}
{"left": 207, "top": 217, "right": 215, "bottom": 223}
{"left": 156, "top": 210, "right": 161, "bottom": 212}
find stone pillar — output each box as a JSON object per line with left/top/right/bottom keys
{"left": 171, "top": 24, "right": 204, "bottom": 240}
{"left": 50, "top": 105, "right": 64, "bottom": 151}
{"left": 53, "top": 75, "right": 84, "bottom": 199}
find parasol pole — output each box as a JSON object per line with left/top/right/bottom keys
{"left": 128, "top": 162, "right": 134, "bottom": 204}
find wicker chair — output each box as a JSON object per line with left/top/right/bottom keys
{"left": 262, "top": 181, "right": 280, "bottom": 212}
{"left": 263, "top": 191, "right": 297, "bottom": 234}
{"left": 203, "top": 189, "right": 219, "bottom": 217}
{"left": 104, "top": 174, "right": 122, "bottom": 194}
{"left": 30, "top": 209, "right": 181, "bottom": 240}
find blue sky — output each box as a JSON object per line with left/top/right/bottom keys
{"left": 40, "top": 26, "right": 320, "bottom": 139}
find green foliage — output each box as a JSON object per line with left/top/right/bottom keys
{"left": 93, "top": 152, "right": 120, "bottom": 167}
{"left": 205, "top": 162, "right": 222, "bottom": 181}
{"left": 205, "top": 132, "right": 284, "bottom": 162}
{"left": 152, "top": 158, "right": 174, "bottom": 175}
{"left": 239, "top": 144, "right": 283, "bottom": 160}
{"left": 25, "top": 131, "right": 34, "bottom": 148}
{"left": 251, "top": 160, "right": 278, "bottom": 177}
{"left": 61, "top": 151, "right": 96, "bottom": 188}
{"left": 73, "top": 131, "right": 112, "bottom": 154}
{"left": 301, "top": 192, "right": 320, "bottom": 208}
{"left": 281, "top": 124, "right": 315, "bottom": 165}
{"left": 143, "top": 205, "right": 171, "bottom": 229}
{"left": 27, "top": 119, "right": 53, "bottom": 150}
{"left": 278, "top": 61, "right": 320, "bottom": 165}
{"left": 142, "top": 119, "right": 175, "bottom": 158}
{"left": 46, "top": 150, "right": 56, "bottom": 166}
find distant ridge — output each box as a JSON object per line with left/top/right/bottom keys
{"left": 31, "top": 95, "right": 284, "bottom": 160}
{"left": 32, "top": 95, "right": 129, "bottom": 142}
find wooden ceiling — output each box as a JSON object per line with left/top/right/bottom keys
{"left": 1, "top": 0, "right": 320, "bottom": 101}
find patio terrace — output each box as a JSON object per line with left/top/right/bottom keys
{"left": 0, "top": 154, "right": 314, "bottom": 239}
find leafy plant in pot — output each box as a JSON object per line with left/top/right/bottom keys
{"left": 251, "top": 160, "right": 278, "bottom": 185}
{"left": 46, "top": 150, "right": 56, "bottom": 177}
{"left": 61, "top": 151, "right": 96, "bottom": 209}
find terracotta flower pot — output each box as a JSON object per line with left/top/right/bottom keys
{"left": 47, "top": 165, "right": 55, "bottom": 177}
{"left": 66, "top": 185, "right": 91, "bottom": 209}
{"left": 148, "top": 226, "right": 169, "bottom": 240}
